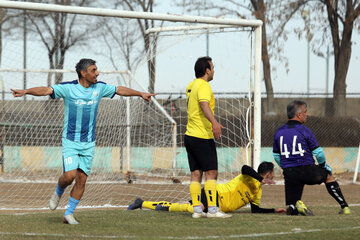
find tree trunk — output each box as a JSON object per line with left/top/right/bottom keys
{"left": 332, "top": 21, "right": 353, "bottom": 117}
{"left": 47, "top": 54, "right": 55, "bottom": 87}
{"left": 251, "top": 0, "right": 274, "bottom": 114}
{"left": 261, "top": 20, "right": 275, "bottom": 114}
{"left": 55, "top": 50, "right": 65, "bottom": 84}
{"left": 333, "top": 46, "right": 350, "bottom": 117}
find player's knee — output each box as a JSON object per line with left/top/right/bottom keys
{"left": 190, "top": 170, "right": 202, "bottom": 181}
{"left": 75, "top": 179, "right": 86, "bottom": 189}
{"left": 62, "top": 171, "right": 77, "bottom": 184}
{"left": 205, "top": 169, "right": 218, "bottom": 180}
{"left": 325, "top": 174, "right": 335, "bottom": 183}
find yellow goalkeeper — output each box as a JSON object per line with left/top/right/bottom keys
{"left": 128, "top": 162, "right": 286, "bottom": 214}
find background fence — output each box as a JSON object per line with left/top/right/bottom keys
{"left": 1, "top": 91, "right": 358, "bottom": 177}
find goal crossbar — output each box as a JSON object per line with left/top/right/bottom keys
{"left": 0, "top": 1, "right": 262, "bottom": 27}
{"left": 145, "top": 24, "right": 249, "bottom": 34}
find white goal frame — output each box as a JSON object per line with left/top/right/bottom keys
{"left": 0, "top": 1, "right": 263, "bottom": 168}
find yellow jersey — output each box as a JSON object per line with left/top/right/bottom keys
{"left": 216, "top": 174, "right": 262, "bottom": 213}
{"left": 185, "top": 78, "right": 215, "bottom": 139}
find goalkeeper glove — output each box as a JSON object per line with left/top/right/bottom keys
{"left": 319, "top": 163, "right": 332, "bottom": 175}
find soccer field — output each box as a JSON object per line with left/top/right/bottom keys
{"left": 1, "top": 184, "right": 359, "bottom": 240}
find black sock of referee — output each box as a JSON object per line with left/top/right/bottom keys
{"left": 325, "top": 181, "right": 348, "bottom": 208}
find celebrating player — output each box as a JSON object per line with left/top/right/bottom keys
{"left": 273, "top": 100, "right": 350, "bottom": 215}
{"left": 128, "top": 162, "right": 286, "bottom": 215}
{"left": 11, "top": 58, "right": 156, "bottom": 224}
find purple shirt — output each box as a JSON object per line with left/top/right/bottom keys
{"left": 273, "top": 120, "right": 319, "bottom": 169}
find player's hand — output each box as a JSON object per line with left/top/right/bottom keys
{"left": 141, "top": 93, "right": 157, "bottom": 102}
{"left": 274, "top": 208, "right": 286, "bottom": 213}
{"left": 261, "top": 178, "right": 275, "bottom": 185}
{"left": 11, "top": 89, "right": 26, "bottom": 97}
{"left": 319, "top": 163, "right": 332, "bottom": 175}
{"left": 212, "top": 122, "right": 225, "bottom": 139}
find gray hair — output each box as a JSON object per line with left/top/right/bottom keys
{"left": 287, "top": 100, "right": 307, "bottom": 119}
{"left": 75, "top": 58, "right": 96, "bottom": 79}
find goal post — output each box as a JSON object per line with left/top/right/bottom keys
{"left": 0, "top": 2, "right": 263, "bottom": 171}
{"left": 144, "top": 23, "right": 262, "bottom": 170}
{"left": 0, "top": 1, "right": 262, "bottom": 210}
{"left": 353, "top": 143, "right": 360, "bottom": 184}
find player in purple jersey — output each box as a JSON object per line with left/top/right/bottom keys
{"left": 273, "top": 100, "right": 350, "bottom": 216}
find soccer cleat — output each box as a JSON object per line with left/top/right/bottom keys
{"left": 207, "top": 210, "right": 232, "bottom": 218}
{"left": 155, "top": 204, "right": 169, "bottom": 211}
{"left": 49, "top": 191, "right": 61, "bottom": 211}
{"left": 62, "top": 214, "right": 79, "bottom": 225}
{"left": 339, "top": 206, "right": 350, "bottom": 215}
{"left": 296, "top": 200, "right": 314, "bottom": 216}
{"left": 192, "top": 212, "right": 207, "bottom": 218}
{"left": 127, "top": 198, "right": 144, "bottom": 210}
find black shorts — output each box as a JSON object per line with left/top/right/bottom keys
{"left": 184, "top": 135, "right": 218, "bottom": 172}
{"left": 283, "top": 164, "right": 328, "bottom": 205}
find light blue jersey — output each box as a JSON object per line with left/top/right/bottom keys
{"left": 51, "top": 80, "right": 116, "bottom": 143}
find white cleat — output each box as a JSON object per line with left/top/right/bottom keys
{"left": 207, "top": 210, "right": 232, "bottom": 218}
{"left": 49, "top": 191, "right": 61, "bottom": 210}
{"left": 62, "top": 214, "right": 79, "bottom": 225}
{"left": 192, "top": 212, "right": 207, "bottom": 218}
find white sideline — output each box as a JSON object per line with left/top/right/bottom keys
{"left": 1, "top": 226, "right": 360, "bottom": 239}
{"left": 2, "top": 203, "right": 360, "bottom": 213}
{"left": 0, "top": 205, "right": 129, "bottom": 212}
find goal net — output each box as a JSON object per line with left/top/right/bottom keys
{"left": 0, "top": 2, "right": 262, "bottom": 210}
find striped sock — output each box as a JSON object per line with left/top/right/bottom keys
{"left": 190, "top": 182, "right": 202, "bottom": 213}
{"left": 205, "top": 180, "right": 217, "bottom": 213}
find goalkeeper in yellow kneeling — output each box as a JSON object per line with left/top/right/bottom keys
{"left": 128, "top": 162, "right": 286, "bottom": 215}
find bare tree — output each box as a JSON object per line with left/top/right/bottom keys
{"left": 113, "top": 0, "right": 161, "bottom": 93}
{"left": 276, "top": 1, "right": 360, "bottom": 117}
{"left": 322, "top": 1, "right": 360, "bottom": 116}
{"left": 26, "top": 0, "right": 96, "bottom": 86}
{"left": 0, "top": 9, "right": 22, "bottom": 67}
{"left": 178, "top": 0, "right": 298, "bottom": 112}
{"left": 99, "top": 18, "right": 144, "bottom": 73}
{"left": 178, "top": 0, "right": 280, "bottom": 113}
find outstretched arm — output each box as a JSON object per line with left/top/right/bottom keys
{"left": 11, "top": 87, "right": 53, "bottom": 97}
{"left": 250, "top": 203, "right": 286, "bottom": 214}
{"left": 116, "top": 86, "right": 157, "bottom": 102}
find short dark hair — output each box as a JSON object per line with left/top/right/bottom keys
{"left": 194, "top": 56, "right": 212, "bottom": 78}
{"left": 287, "top": 100, "right": 307, "bottom": 119}
{"left": 257, "top": 161, "right": 274, "bottom": 175}
{"left": 75, "top": 58, "right": 96, "bottom": 79}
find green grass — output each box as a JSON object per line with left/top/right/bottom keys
{"left": 0, "top": 206, "right": 359, "bottom": 240}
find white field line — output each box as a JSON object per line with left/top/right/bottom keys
{"left": 2, "top": 203, "right": 360, "bottom": 213}
{"left": 0, "top": 205, "right": 129, "bottom": 213}
{"left": 1, "top": 226, "right": 360, "bottom": 239}
{"left": 0, "top": 232, "right": 136, "bottom": 239}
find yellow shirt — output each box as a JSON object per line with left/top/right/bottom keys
{"left": 185, "top": 78, "right": 215, "bottom": 139}
{"left": 216, "top": 174, "right": 262, "bottom": 213}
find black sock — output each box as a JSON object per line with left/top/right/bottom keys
{"left": 286, "top": 204, "right": 299, "bottom": 215}
{"left": 325, "top": 181, "right": 348, "bottom": 208}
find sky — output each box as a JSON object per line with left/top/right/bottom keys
{"left": 1, "top": 2, "right": 360, "bottom": 98}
